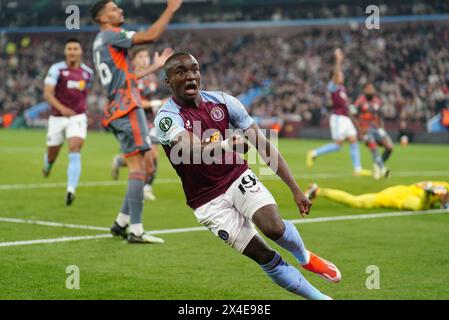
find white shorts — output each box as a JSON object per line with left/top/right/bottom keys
{"left": 47, "top": 114, "right": 88, "bottom": 147}
{"left": 193, "top": 169, "right": 277, "bottom": 253}
{"left": 330, "top": 114, "right": 357, "bottom": 141}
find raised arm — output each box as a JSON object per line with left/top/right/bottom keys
{"left": 332, "top": 48, "right": 344, "bottom": 85}
{"left": 132, "top": 0, "right": 182, "bottom": 45}
{"left": 134, "top": 48, "right": 174, "bottom": 79}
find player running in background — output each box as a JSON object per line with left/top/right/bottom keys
{"left": 43, "top": 38, "right": 94, "bottom": 206}
{"left": 353, "top": 82, "right": 394, "bottom": 179}
{"left": 111, "top": 47, "right": 173, "bottom": 201}
{"left": 307, "top": 49, "right": 371, "bottom": 176}
{"left": 155, "top": 52, "right": 341, "bottom": 300}
{"left": 306, "top": 181, "right": 449, "bottom": 211}
{"left": 91, "top": 0, "right": 182, "bottom": 243}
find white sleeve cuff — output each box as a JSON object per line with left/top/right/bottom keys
{"left": 44, "top": 77, "right": 57, "bottom": 86}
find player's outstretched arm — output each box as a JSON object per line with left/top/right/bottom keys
{"left": 244, "top": 122, "right": 312, "bottom": 216}
{"left": 140, "top": 99, "right": 153, "bottom": 109}
{"left": 132, "top": 0, "right": 182, "bottom": 45}
{"left": 134, "top": 48, "right": 174, "bottom": 79}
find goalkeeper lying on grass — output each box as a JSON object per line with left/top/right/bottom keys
{"left": 305, "top": 181, "right": 449, "bottom": 211}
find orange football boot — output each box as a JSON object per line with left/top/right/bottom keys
{"left": 302, "top": 251, "right": 341, "bottom": 283}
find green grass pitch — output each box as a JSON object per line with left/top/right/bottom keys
{"left": 0, "top": 129, "right": 448, "bottom": 300}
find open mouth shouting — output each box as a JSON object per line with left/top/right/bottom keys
{"left": 184, "top": 82, "right": 198, "bottom": 97}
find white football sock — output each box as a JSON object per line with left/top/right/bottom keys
{"left": 116, "top": 212, "right": 129, "bottom": 227}
{"left": 130, "top": 223, "right": 144, "bottom": 236}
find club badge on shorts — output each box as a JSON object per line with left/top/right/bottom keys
{"left": 218, "top": 230, "right": 229, "bottom": 241}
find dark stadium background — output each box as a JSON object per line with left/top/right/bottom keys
{"left": 1, "top": 0, "right": 448, "bottom": 143}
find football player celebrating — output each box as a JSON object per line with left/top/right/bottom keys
{"left": 43, "top": 38, "right": 94, "bottom": 206}
{"left": 354, "top": 82, "right": 394, "bottom": 179}
{"left": 307, "top": 49, "right": 371, "bottom": 176}
{"left": 155, "top": 52, "right": 341, "bottom": 300}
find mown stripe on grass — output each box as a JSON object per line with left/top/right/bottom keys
{"left": 1, "top": 170, "right": 448, "bottom": 190}
{"left": 0, "top": 209, "right": 447, "bottom": 248}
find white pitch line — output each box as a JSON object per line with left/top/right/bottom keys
{"left": 0, "top": 209, "right": 448, "bottom": 248}
{"left": 0, "top": 217, "right": 109, "bottom": 231}
{"left": 0, "top": 234, "right": 112, "bottom": 248}
{"left": 1, "top": 170, "right": 448, "bottom": 191}
{"left": 0, "top": 216, "right": 207, "bottom": 234}
{"left": 289, "top": 208, "right": 449, "bottom": 224}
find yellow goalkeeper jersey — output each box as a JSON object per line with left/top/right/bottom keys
{"left": 375, "top": 181, "right": 449, "bottom": 210}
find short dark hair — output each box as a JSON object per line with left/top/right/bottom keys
{"left": 65, "top": 38, "right": 81, "bottom": 46}
{"left": 164, "top": 52, "right": 196, "bottom": 76}
{"left": 91, "top": 0, "right": 112, "bottom": 22}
